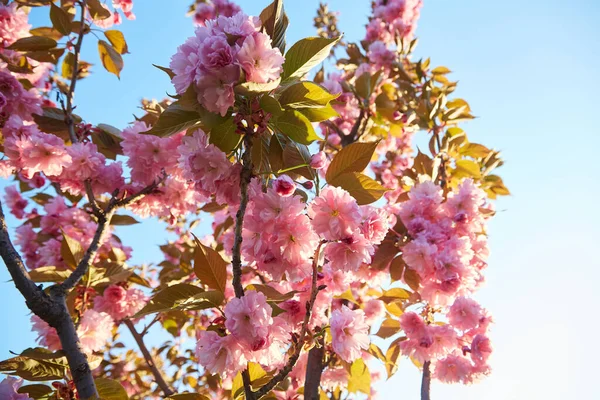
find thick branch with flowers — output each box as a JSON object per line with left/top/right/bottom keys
{"left": 0, "top": 0, "right": 508, "bottom": 399}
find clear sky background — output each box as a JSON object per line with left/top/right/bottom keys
{"left": 1, "top": 0, "right": 600, "bottom": 399}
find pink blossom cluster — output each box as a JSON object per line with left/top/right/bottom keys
{"left": 196, "top": 290, "right": 291, "bottom": 377}
{"left": 93, "top": 284, "right": 148, "bottom": 321}
{"left": 365, "top": 0, "right": 423, "bottom": 45}
{"left": 170, "top": 12, "right": 284, "bottom": 115}
{"left": 31, "top": 309, "right": 114, "bottom": 354}
{"left": 320, "top": 72, "right": 361, "bottom": 144}
{"left": 192, "top": 0, "right": 241, "bottom": 26}
{"left": 372, "top": 132, "right": 415, "bottom": 209}
{"left": 0, "top": 71, "right": 42, "bottom": 126}
{"left": 92, "top": 0, "right": 136, "bottom": 29}
{"left": 398, "top": 179, "right": 491, "bottom": 305}
{"left": 0, "top": 3, "right": 29, "bottom": 47}
{"left": 0, "top": 376, "right": 32, "bottom": 400}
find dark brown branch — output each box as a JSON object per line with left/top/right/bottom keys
{"left": 0, "top": 202, "right": 99, "bottom": 399}
{"left": 304, "top": 338, "right": 325, "bottom": 400}
{"left": 421, "top": 360, "right": 431, "bottom": 400}
{"left": 341, "top": 108, "right": 365, "bottom": 147}
{"left": 124, "top": 319, "right": 174, "bottom": 397}
{"left": 231, "top": 134, "right": 253, "bottom": 299}
{"left": 252, "top": 242, "right": 325, "bottom": 399}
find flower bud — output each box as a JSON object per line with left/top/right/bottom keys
{"left": 274, "top": 175, "right": 296, "bottom": 197}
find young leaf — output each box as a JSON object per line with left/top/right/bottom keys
{"left": 98, "top": 40, "right": 123, "bottom": 78}
{"left": 95, "top": 378, "right": 128, "bottom": 400}
{"left": 376, "top": 318, "right": 401, "bottom": 339}
{"left": 49, "top": 3, "right": 72, "bottom": 36}
{"left": 259, "top": 0, "right": 288, "bottom": 52}
{"left": 143, "top": 102, "right": 202, "bottom": 137}
{"left": 325, "top": 140, "right": 380, "bottom": 182}
{"left": 278, "top": 81, "right": 339, "bottom": 109}
{"left": 328, "top": 172, "right": 387, "bottom": 205}
{"left": 61, "top": 232, "right": 84, "bottom": 270}
{"left": 379, "top": 288, "right": 411, "bottom": 303}
{"left": 110, "top": 215, "right": 140, "bottom": 225}
{"left": 297, "top": 103, "right": 339, "bottom": 122}
{"left": 193, "top": 235, "right": 228, "bottom": 294}
{"left": 274, "top": 109, "right": 321, "bottom": 145}
{"left": 347, "top": 359, "right": 371, "bottom": 394}
{"left": 153, "top": 64, "right": 175, "bottom": 79}
{"left": 282, "top": 36, "right": 341, "bottom": 81}
{"left": 29, "top": 26, "right": 63, "bottom": 41}
{"left": 104, "top": 30, "right": 129, "bottom": 54}
{"left": 61, "top": 52, "right": 75, "bottom": 79}
{"left": 134, "top": 284, "right": 208, "bottom": 317}
{"left": 7, "top": 36, "right": 57, "bottom": 51}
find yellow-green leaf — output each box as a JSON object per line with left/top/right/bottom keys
{"left": 143, "top": 102, "right": 202, "bottom": 137}
{"left": 231, "top": 363, "right": 269, "bottom": 399}
{"left": 134, "top": 284, "right": 206, "bottom": 317}
{"left": 208, "top": 117, "right": 242, "bottom": 154}
{"left": 274, "top": 109, "right": 321, "bottom": 145}
{"left": 325, "top": 141, "right": 380, "bottom": 182}
{"left": 87, "top": 0, "right": 111, "bottom": 20}
{"left": 278, "top": 81, "right": 339, "bottom": 109}
{"left": 95, "top": 378, "right": 128, "bottom": 400}
{"left": 104, "top": 30, "right": 129, "bottom": 54}
{"left": 61, "top": 52, "right": 75, "bottom": 79}
{"left": 61, "top": 232, "right": 83, "bottom": 270}
{"left": 167, "top": 394, "right": 210, "bottom": 400}
{"left": 98, "top": 39, "right": 123, "bottom": 78}
{"left": 347, "top": 359, "right": 371, "bottom": 394}
{"left": 329, "top": 172, "right": 387, "bottom": 205}
{"left": 379, "top": 287, "right": 411, "bottom": 303}
{"left": 297, "top": 103, "right": 338, "bottom": 122}
{"left": 282, "top": 36, "right": 341, "bottom": 81}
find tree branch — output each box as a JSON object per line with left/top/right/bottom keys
{"left": 421, "top": 360, "right": 431, "bottom": 400}
{"left": 231, "top": 134, "right": 253, "bottom": 299}
{"left": 341, "top": 108, "right": 365, "bottom": 147}
{"left": 304, "top": 338, "right": 325, "bottom": 400}
{"left": 252, "top": 242, "right": 325, "bottom": 399}
{"left": 124, "top": 319, "right": 174, "bottom": 397}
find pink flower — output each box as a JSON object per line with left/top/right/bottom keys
{"left": 0, "top": 70, "right": 42, "bottom": 121}
{"left": 170, "top": 35, "right": 203, "bottom": 94}
{"left": 273, "top": 175, "right": 296, "bottom": 197}
{"left": 367, "top": 40, "right": 396, "bottom": 69}
{"left": 4, "top": 186, "right": 27, "bottom": 219}
{"left": 195, "top": 64, "right": 240, "bottom": 116}
{"left": 198, "top": 34, "right": 235, "bottom": 71}
{"left": 236, "top": 32, "right": 284, "bottom": 83}
{"left": 399, "top": 311, "right": 427, "bottom": 338}
{"left": 224, "top": 290, "right": 272, "bottom": 350}
{"left": 359, "top": 206, "right": 391, "bottom": 245}
{"left": 7, "top": 130, "right": 72, "bottom": 178}
{"left": 0, "top": 3, "right": 30, "bottom": 47}
{"left": 470, "top": 334, "right": 492, "bottom": 365}
{"left": 324, "top": 233, "right": 374, "bottom": 272}
{"left": 434, "top": 353, "right": 473, "bottom": 384}
{"left": 363, "top": 299, "right": 386, "bottom": 324}
{"left": 207, "top": 12, "right": 261, "bottom": 39}
{"left": 62, "top": 142, "right": 106, "bottom": 181}
{"left": 308, "top": 186, "right": 362, "bottom": 240}
{"left": 196, "top": 331, "right": 248, "bottom": 377}
{"left": 93, "top": 285, "right": 148, "bottom": 321}
{"left": 31, "top": 315, "right": 61, "bottom": 351}
{"left": 0, "top": 376, "right": 32, "bottom": 400}
{"left": 310, "top": 151, "right": 327, "bottom": 169}
{"left": 77, "top": 309, "right": 114, "bottom": 354}
{"left": 330, "top": 305, "right": 370, "bottom": 362}
{"left": 447, "top": 297, "right": 484, "bottom": 331}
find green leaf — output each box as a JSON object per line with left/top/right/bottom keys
{"left": 7, "top": 36, "right": 57, "bottom": 51}
{"left": 209, "top": 117, "right": 242, "bottom": 154}
{"left": 459, "top": 143, "right": 491, "bottom": 159}
{"left": 297, "top": 103, "right": 338, "bottom": 122}
{"left": 234, "top": 78, "right": 281, "bottom": 96}
{"left": 259, "top": 95, "right": 283, "bottom": 116}
{"left": 110, "top": 214, "right": 140, "bottom": 226}
{"left": 95, "top": 378, "right": 129, "bottom": 400}
{"left": 87, "top": 0, "right": 112, "bottom": 20}
{"left": 18, "top": 384, "right": 54, "bottom": 398}
{"left": 134, "top": 284, "right": 223, "bottom": 317}
{"left": 192, "top": 235, "right": 228, "bottom": 294}
{"left": 143, "top": 102, "right": 202, "bottom": 137}
{"left": 104, "top": 30, "right": 129, "bottom": 54}
{"left": 325, "top": 140, "right": 379, "bottom": 182}
{"left": 282, "top": 36, "right": 341, "bottom": 81}
{"left": 329, "top": 172, "right": 387, "bottom": 205}
{"left": 0, "top": 348, "right": 68, "bottom": 382}
{"left": 49, "top": 3, "right": 71, "bottom": 36}
{"left": 454, "top": 159, "right": 482, "bottom": 179}
{"left": 274, "top": 110, "right": 321, "bottom": 145}
{"left": 98, "top": 39, "right": 123, "bottom": 78}
{"left": 278, "top": 81, "right": 339, "bottom": 109}
{"left": 246, "top": 284, "right": 297, "bottom": 302}
{"left": 347, "top": 359, "right": 371, "bottom": 394}
{"left": 259, "top": 0, "right": 288, "bottom": 52}
{"left": 251, "top": 134, "right": 271, "bottom": 174}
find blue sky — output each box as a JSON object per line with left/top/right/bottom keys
{"left": 1, "top": 0, "right": 600, "bottom": 399}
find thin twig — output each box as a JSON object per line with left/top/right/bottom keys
{"left": 231, "top": 134, "right": 253, "bottom": 299}
{"left": 252, "top": 242, "right": 326, "bottom": 399}
{"left": 124, "top": 319, "right": 174, "bottom": 397}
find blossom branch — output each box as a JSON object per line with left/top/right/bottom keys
{"left": 64, "top": 0, "right": 88, "bottom": 144}
{"left": 304, "top": 338, "right": 325, "bottom": 400}
{"left": 421, "top": 360, "right": 431, "bottom": 400}
{"left": 124, "top": 319, "right": 174, "bottom": 397}
{"left": 252, "top": 241, "right": 326, "bottom": 399}
{"left": 0, "top": 202, "right": 99, "bottom": 399}
{"left": 231, "top": 134, "right": 253, "bottom": 299}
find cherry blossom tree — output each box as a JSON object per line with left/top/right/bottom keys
{"left": 0, "top": 0, "right": 509, "bottom": 399}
